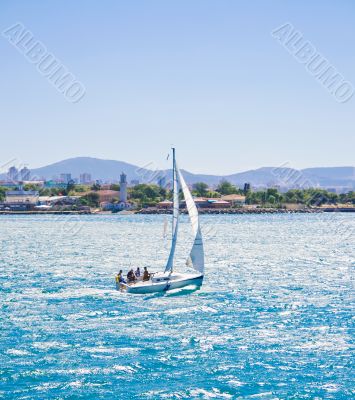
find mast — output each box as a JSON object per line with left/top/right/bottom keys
{"left": 171, "top": 147, "right": 176, "bottom": 237}
{"left": 164, "top": 148, "right": 179, "bottom": 273}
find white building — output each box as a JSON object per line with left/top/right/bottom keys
{"left": 221, "top": 194, "right": 246, "bottom": 206}
{"left": 5, "top": 190, "right": 39, "bottom": 204}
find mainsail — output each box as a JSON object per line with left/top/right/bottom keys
{"left": 164, "top": 148, "right": 204, "bottom": 275}
{"left": 177, "top": 166, "right": 205, "bottom": 274}
{"left": 164, "top": 149, "right": 179, "bottom": 273}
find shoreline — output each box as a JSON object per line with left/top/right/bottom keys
{"left": 0, "top": 207, "right": 354, "bottom": 215}
{"left": 0, "top": 210, "right": 91, "bottom": 215}
{"left": 136, "top": 207, "right": 355, "bottom": 214}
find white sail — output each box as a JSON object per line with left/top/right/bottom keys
{"left": 177, "top": 166, "right": 205, "bottom": 274}
{"left": 164, "top": 149, "right": 179, "bottom": 273}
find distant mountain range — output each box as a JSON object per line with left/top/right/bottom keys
{"left": 1, "top": 157, "right": 354, "bottom": 190}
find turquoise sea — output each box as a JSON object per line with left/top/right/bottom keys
{"left": 1, "top": 213, "right": 354, "bottom": 399}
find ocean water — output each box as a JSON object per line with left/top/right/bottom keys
{"left": 0, "top": 213, "right": 354, "bottom": 399}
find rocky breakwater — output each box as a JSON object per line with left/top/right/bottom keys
{"left": 136, "top": 207, "right": 322, "bottom": 215}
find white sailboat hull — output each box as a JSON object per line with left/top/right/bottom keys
{"left": 121, "top": 272, "right": 203, "bottom": 294}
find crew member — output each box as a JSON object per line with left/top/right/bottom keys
{"left": 115, "top": 270, "right": 126, "bottom": 289}
{"left": 143, "top": 267, "right": 151, "bottom": 281}
{"left": 127, "top": 269, "right": 136, "bottom": 283}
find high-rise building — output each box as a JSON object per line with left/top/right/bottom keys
{"left": 60, "top": 173, "right": 72, "bottom": 183}
{"left": 243, "top": 182, "right": 251, "bottom": 194}
{"left": 119, "top": 172, "right": 127, "bottom": 203}
{"left": 20, "top": 167, "right": 31, "bottom": 181}
{"left": 7, "top": 166, "right": 19, "bottom": 182}
{"left": 157, "top": 176, "right": 167, "bottom": 188}
{"left": 80, "top": 173, "right": 92, "bottom": 184}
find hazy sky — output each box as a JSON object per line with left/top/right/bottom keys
{"left": 1, "top": 1, "right": 354, "bottom": 175}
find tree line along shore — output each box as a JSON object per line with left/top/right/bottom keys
{"left": 0, "top": 180, "right": 354, "bottom": 214}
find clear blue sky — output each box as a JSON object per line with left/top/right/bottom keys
{"left": 1, "top": 0, "right": 354, "bottom": 175}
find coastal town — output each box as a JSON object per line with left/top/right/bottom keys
{"left": 0, "top": 165, "right": 354, "bottom": 214}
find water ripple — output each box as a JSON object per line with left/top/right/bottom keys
{"left": 0, "top": 213, "right": 354, "bottom": 399}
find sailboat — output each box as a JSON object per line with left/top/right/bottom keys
{"left": 121, "top": 148, "right": 204, "bottom": 294}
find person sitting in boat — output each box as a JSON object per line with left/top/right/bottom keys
{"left": 135, "top": 267, "right": 141, "bottom": 278}
{"left": 115, "top": 270, "right": 126, "bottom": 289}
{"left": 143, "top": 267, "right": 151, "bottom": 281}
{"left": 127, "top": 269, "right": 136, "bottom": 283}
